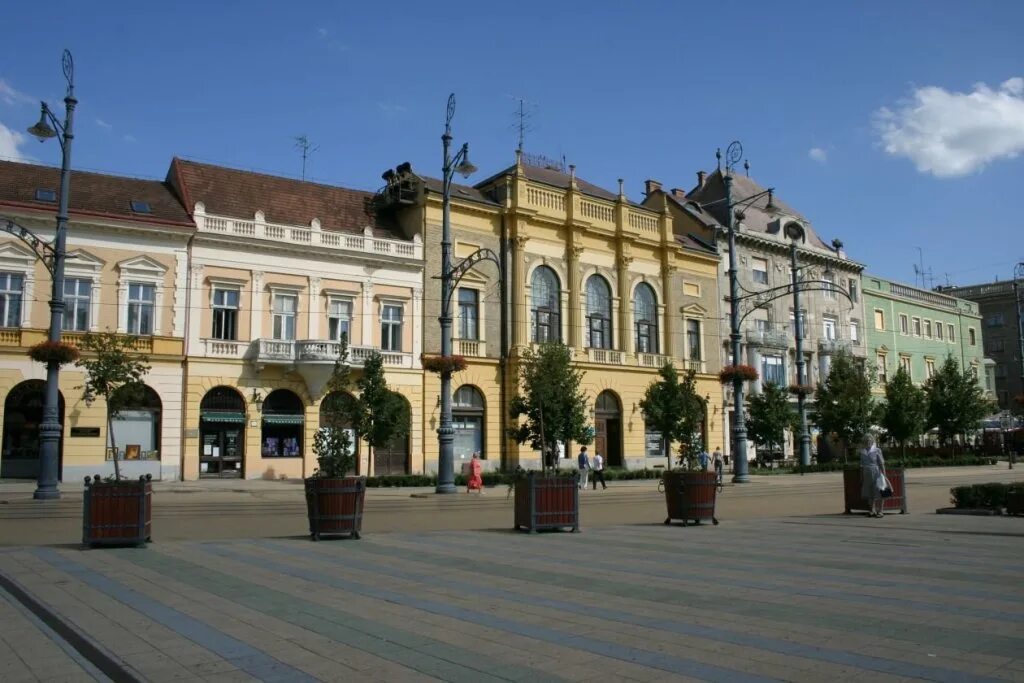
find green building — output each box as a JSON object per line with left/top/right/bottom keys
{"left": 863, "top": 275, "right": 990, "bottom": 395}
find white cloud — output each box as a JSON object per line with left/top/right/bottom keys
{"left": 808, "top": 147, "right": 827, "bottom": 163}
{"left": 0, "top": 79, "right": 34, "bottom": 106}
{"left": 0, "top": 121, "right": 30, "bottom": 161}
{"left": 317, "top": 27, "right": 329, "bottom": 37}
{"left": 875, "top": 77, "right": 1024, "bottom": 177}
{"left": 95, "top": 118, "right": 112, "bottom": 130}
{"left": 122, "top": 133, "right": 136, "bottom": 143}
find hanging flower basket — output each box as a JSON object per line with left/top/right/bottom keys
{"left": 788, "top": 384, "right": 815, "bottom": 397}
{"left": 421, "top": 354, "right": 468, "bottom": 374}
{"left": 719, "top": 364, "right": 758, "bottom": 384}
{"left": 28, "top": 340, "right": 80, "bottom": 366}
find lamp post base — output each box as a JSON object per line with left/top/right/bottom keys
{"left": 731, "top": 473, "right": 750, "bottom": 484}
{"left": 33, "top": 488, "right": 62, "bottom": 500}
{"left": 435, "top": 483, "right": 458, "bottom": 494}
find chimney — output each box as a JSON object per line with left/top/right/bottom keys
{"left": 644, "top": 179, "right": 662, "bottom": 196}
{"left": 670, "top": 188, "right": 687, "bottom": 199}
{"left": 696, "top": 171, "right": 707, "bottom": 189}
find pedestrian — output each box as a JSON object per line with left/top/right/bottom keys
{"left": 591, "top": 451, "right": 607, "bottom": 490}
{"left": 698, "top": 448, "right": 710, "bottom": 472}
{"left": 859, "top": 434, "right": 887, "bottom": 518}
{"left": 577, "top": 446, "right": 590, "bottom": 490}
{"left": 713, "top": 447, "right": 724, "bottom": 484}
{"left": 466, "top": 452, "right": 483, "bottom": 494}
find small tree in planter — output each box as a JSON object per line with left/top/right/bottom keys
{"left": 812, "top": 350, "right": 877, "bottom": 462}
{"left": 306, "top": 333, "right": 365, "bottom": 540}
{"left": 508, "top": 343, "right": 589, "bottom": 531}
{"left": 350, "top": 350, "right": 411, "bottom": 472}
{"left": 881, "top": 366, "right": 927, "bottom": 459}
{"left": 76, "top": 331, "right": 152, "bottom": 547}
{"left": 748, "top": 382, "right": 797, "bottom": 465}
{"left": 924, "top": 356, "right": 991, "bottom": 453}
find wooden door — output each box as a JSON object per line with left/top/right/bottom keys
{"left": 595, "top": 418, "right": 608, "bottom": 466}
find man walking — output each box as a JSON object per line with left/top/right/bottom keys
{"left": 713, "top": 447, "right": 724, "bottom": 485}
{"left": 591, "top": 451, "right": 607, "bottom": 490}
{"left": 577, "top": 446, "right": 590, "bottom": 490}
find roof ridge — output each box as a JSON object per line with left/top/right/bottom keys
{"left": 176, "top": 157, "right": 372, "bottom": 195}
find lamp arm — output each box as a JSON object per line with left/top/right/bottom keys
{"left": 1, "top": 217, "right": 57, "bottom": 274}
{"left": 736, "top": 281, "right": 856, "bottom": 325}
{"left": 697, "top": 187, "right": 775, "bottom": 212}
{"left": 442, "top": 144, "right": 468, "bottom": 194}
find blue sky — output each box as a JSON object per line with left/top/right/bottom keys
{"left": 2, "top": 0, "right": 1022, "bottom": 286}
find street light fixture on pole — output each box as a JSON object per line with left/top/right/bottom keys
{"left": 15, "top": 50, "right": 75, "bottom": 500}
{"left": 436, "top": 94, "right": 479, "bottom": 494}
{"left": 786, "top": 222, "right": 813, "bottom": 468}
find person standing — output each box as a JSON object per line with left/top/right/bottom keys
{"left": 713, "top": 448, "right": 724, "bottom": 485}
{"left": 698, "top": 448, "right": 710, "bottom": 472}
{"left": 577, "top": 446, "right": 590, "bottom": 490}
{"left": 466, "top": 452, "right": 483, "bottom": 494}
{"left": 859, "top": 434, "right": 887, "bottom": 518}
{"left": 591, "top": 451, "right": 607, "bottom": 490}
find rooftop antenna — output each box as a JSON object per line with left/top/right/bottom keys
{"left": 744, "top": 159, "right": 750, "bottom": 177}
{"left": 294, "top": 135, "right": 319, "bottom": 181}
{"left": 509, "top": 96, "right": 536, "bottom": 153}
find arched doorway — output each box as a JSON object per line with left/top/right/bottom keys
{"left": 261, "top": 389, "right": 304, "bottom": 458}
{"left": 453, "top": 385, "right": 485, "bottom": 462}
{"left": 1, "top": 380, "right": 64, "bottom": 479}
{"left": 109, "top": 384, "right": 161, "bottom": 463}
{"left": 199, "top": 386, "right": 245, "bottom": 478}
{"left": 319, "top": 391, "right": 358, "bottom": 473}
{"left": 594, "top": 390, "right": 623, "bottom": 468}
{"left": 374, "top": 394, "right": 410, "bottom": 476}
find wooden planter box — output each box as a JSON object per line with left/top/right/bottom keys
{"left": 663, "top": 471, "right": 719, "bottom": 526}
{"left": 843, "top": 467, "right": 908, "bottom": 514}
{"left": 82, "top": 475, "right": 152, "bottom": 547}
{"left": 305, "top": 476, "right": 366, "bottom": 540}
{"left": 514, "top": 472, "right": 579, "bottom": 533}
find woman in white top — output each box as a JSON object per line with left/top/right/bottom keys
{"left": 859, "top": 434, "right": 887, "bottom": 518}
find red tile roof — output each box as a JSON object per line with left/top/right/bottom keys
{"left": 0, "top": 160, "right": 193, "bottom": 227}
{"left": 168, "top": 158, "right": 400, "bottom": 238}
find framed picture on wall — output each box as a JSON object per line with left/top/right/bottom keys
{"left": 125, "top": 444, "right": 141, "bottom": 460}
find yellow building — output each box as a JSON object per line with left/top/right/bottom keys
{"left": 378, "top": 153, "right": 724, "bottom": 472}
{"left": 0, "top": 160, "right": 192, "bottom": 481}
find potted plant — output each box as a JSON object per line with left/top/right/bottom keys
{"left": 719, "top": 364, "right": 758, "bottom": 384}
{"left": 421, "top": 354, "right": 468, "bottom": 374}
{"left": 641, "top": 364, "right": 719, "bottom": 526}
{"left": 305, "top": 334, "right": 365, "bottom": 540}
{"left": 508, "top": 343, "right": 589, "bottom": 532}
{"left": 76, "top": 332, "right": 153, "bottom": 547}
{"left": 28, "top": 340, "right": 80, "bottom": 365}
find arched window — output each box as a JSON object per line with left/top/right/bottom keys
{"left": 453, "top": 385, "right": 486, "bottom": 460}
{"left": 1, "top": 380, "right": 64, "bottom": 479}
{"left": 531, "top": 266, "right": 561, "bottom": 343}
{"left": 199, "top": 386, "right": 245, "bottom": 478}
{"left": 585, "top": 275, "right": 613, "bottom": 349}
{"left": 319, "top": 391, "right": 358, "bottom": 464}
{"left": 262, "top": 389, "right": 304, "bottom": 458}
{"left": 109, "top": 384, "right": 161, "bottom": 462}
{"left": 634, "top": 283, "right": 659, "bottom": 353}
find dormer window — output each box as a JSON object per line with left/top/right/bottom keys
{"left": 130, "top": 200, "right": 152, "bottom": 214}
{"left": 34, "top": 188, "right": 57, "bottom": 203}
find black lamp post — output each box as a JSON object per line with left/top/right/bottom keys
{"left": 28, "top": 50, "right": 76, "bottom": 500}
{"left": 436, "top": 94, "right": 477, "bottom": 494}
{"left": 785, "top": 222, "right": 813, "bottom": 468}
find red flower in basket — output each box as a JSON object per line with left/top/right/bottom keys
{"left": 788, "top": 383, "right": 815, "bottom": 397}
{"left": 421, "top": 354, "right": 468, "bottom": 374}
{"left": 28, "top": 340, "right": 80, "bottom": 366}
{"left": 719, "top": 364, "right": 758, "bottom": 384}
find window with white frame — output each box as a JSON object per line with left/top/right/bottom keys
{"left": 850, "top": 320, "right": 860, "bottom": 342}
{"left": 457, "top": 288, "right": 478, "bottom": 341}
{"left": 874, "top": 309, "right": 885, "bottom": 331}
{"left": 272, "top": 292, "right": 297, "bottom": 341}
{"left": 877, "top": 353, "right": 888, "bottom": 383}
{"left": 899, "top": 314, "right": 908, "bottom": 335}
{"left": 924, "top": 320, "right": 932, "bottom": 338}
{"left": 968, "top": 328, "right": 977, "bottom": 346}
{"left": 381, "top": 304, "right": 403, "bottom": 351}
{"left": 585, "top": 275, "right": 613, "bottom": 349}
{"left": 62, "top": 278, "right": 91, "bottom": 332}
{"left": 327, "top": 297, "right": 352, "bottom": 342}
{"left": 761, "top": 354, "right": 785, "bottom": 386}
{"left": 754, "top": 318, "right": 770, "bottom": 335}
{"left": 531, "top": 266, "right": 561, "bottom": 343}
{"left": 212, "top": 287, "right": 240, "bottom": 340}
{"left": 752, "top": 257, "right": 769, "bottom": 285}
{"left": 823, "top": 273, "right": 836, "bottom": 300}
{"left": 822, "top": 316, "right": 838, "bottom": 340}
{"left": 686, "top": 318, "right": 702, "bottom": 361}
{"left": 634, "top": 283, "right": 658, "bottom": 353}
{"left": 0, "top": 272, "right": 23, "bottom": 328}
{"left": 947, "top": 324, "right": 955, "bottom": 342}
{"left": 935, "top": 322, "right": 944, "bottom": 340}
{"left": 925, "top": 358, "right": 936, "bottom": 379}
{"left": 127, "top": 283, "right": 155, "bottom": 335}
{"left": 899, "top": 355, "right": 911, "bottom": 377}
{"left": 912, "top": 317, "right": 921, "bottom": 336}
{"left": 848, "top": 278, "right": 859, "bottom": 303}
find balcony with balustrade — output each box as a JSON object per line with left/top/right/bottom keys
{"left": 745, "top": 328, "right": 790, "bottom": 349}
{"left": 250, "top": 338, "right": 414, "bottom": 369}
{"left": 518, "top": 181, "right": 663, "bottom": 241}
{"left": 818, "top": 338, "right": 853, "bottom": 354}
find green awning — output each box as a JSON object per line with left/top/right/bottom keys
{"left": 201, "top": 411, "right": 246, "bottom": 423}
{"left": 262, "top": 414, "right": 304, "bottom": 425}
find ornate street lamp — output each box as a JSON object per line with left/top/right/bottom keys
{"left": 0, "top": 50, "right": 76, "bottom": 499}
{"left": 786, "top": 221, "right": 813, "bottom": 468}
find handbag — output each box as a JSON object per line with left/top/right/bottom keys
{"left": 879, "top": 473, "right": 893, "bottom": 498}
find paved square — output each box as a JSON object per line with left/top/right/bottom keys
{"left": 1, "top": 510, "right": 1023, "bottom": 682}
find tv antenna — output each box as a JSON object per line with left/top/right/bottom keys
{"left": 913, "top": 247, "right": 935, "bottom": 289}
{"left": 294, "top": 135, "right": 319, "bottom": 180}
{"left": 509, "top": 95, "right": 536, "bottom": 153}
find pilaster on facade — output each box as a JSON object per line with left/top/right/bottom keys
{"left": 249, "top": 270, "right": 264, "bottom": 341}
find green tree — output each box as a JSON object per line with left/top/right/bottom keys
{"left": 508, "top": 343, "right": 591, "bottom": 473}
{"left": 76, "top": 332, "right": 151, "bottom": 480}
{"left": 746, "top": 382, "right": 796, "bottom": 461}
{"left": 313, "top": 333, "right": 356, "bottom": 478}
{"left": 880, "top": 365, "right": 927, "bottom": 459}
{"left": 924, "top": 356, "right": 990, "bottom": 450}
{"left": 812, "top": 350, "right": 877, "bottom": 460}
{"left": 350, "top": 351, "right": 410, "bottom": 468}
{"left": 639, "top": 364, "right": 705, "bottom": 471}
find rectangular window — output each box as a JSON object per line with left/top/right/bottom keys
{"left": 686, "top": 319, "right": 701, "bottom": 361}
{"left": 327, "top": 298, "right": 352, "bottom": 342}
{"left": 925, "top": 359, "right": 936, "bottom": 379}
{"left": 752, "top": 257, "right": 769, "bottom": 285}
{"left": 924, "top": 320, "right": 932, "bottom": 338}
{"left": 936, "top": 322, "right": 944, "bottom": 340}
{"left": 761, "top": 354, "right": 785, "bottom": 386}
{"left": 532, "top": 309, "right": 559, "bottom": 343}
{"left": 877, "top": 354, "right": 887, "bottom": 384}
{"left": 850, "top": 320, "right": 859, "bottom": 342}
{"left": 874, "top": 309, "right": 885, "bottom": 331}
{"left": 0, "top": 272, "right": 24, "bottom": 328}
{"left": 381, "top": 304, "right": 403, "bottom": 351}
{"left": 790, "top": 310, "right": 807, "bottom": 337}
{"left": 212, "top": 288, "right": 240, "bottom": 340}
{"left": 899, "top": 355, "right": 912, "bottom": 377}
{"left": 848, "top": 278, "right": 859, "bottom": 303}
{"left": 986, "top": 313, "right": 1005, "bottom": 327}
{"left": 272, "top": 293, "right": 297, "bottom": 341}
{"left": 823, "top": 273, "right": 836, "bottom": 300}
{"left": 63, "top": 278, "right": 91, "bottom": 331}
{"left": 947, "top": 324, "right": 955, "bottom": 342}
{"left": 968, "top": 328, "right": 976, "bottom": 346}
{"left": 127, "top": 282, "right": 155, "bottom": 335}
{"left": 822, "top": 316, "right": 837, "bottom": 340}
{"left": 457, "top": 288, "right": 479, "bottom": 341}
{"left": 912, "top": 317, "right": 921, "bottom": 336}
{"left": 754, "top": 319, "right": 770, "bottom": 335}
{"left": 899, "top": 314, "right": 909, "bottom": 334}
{"left": 989, "top": 339, "right": 1005, "bottom": 353}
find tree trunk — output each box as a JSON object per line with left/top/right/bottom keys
{"left": 665, "top": 436, "right": 672, "bottom": 472}
{"left": 107, "top": 410, "right": 121, "bottom": 481}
